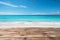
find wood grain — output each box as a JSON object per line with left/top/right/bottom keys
{"left": 0, "top": 28, "right": 59, "bottom": 40}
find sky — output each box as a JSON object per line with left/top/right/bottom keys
{"left": 0, "top": 0, "right": 60, "bottom": 15}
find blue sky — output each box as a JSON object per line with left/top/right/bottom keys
{"left": 0, "top": 0, "right": 60, "bottom": 15}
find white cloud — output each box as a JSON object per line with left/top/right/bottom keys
{"left": 0, "top": 1, "right": 28, "bottom": 8}
{"left": 20, "top": 5, "right": 27, "bottom": 8}
{"left": 0, "top": 1, "right": 18, "bottom": 7}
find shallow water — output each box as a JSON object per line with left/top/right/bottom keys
{"left": 0, "top": 15, "right": 60, "bottom": 22}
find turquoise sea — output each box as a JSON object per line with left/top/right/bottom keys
{"left": 0, "top": 15, "right": 60, "bottom": 22}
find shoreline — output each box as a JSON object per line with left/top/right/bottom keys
{"left": 0, "top": 22, "right": 60, "bottom": 28}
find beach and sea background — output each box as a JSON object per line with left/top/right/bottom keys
{"left": 0, "top": 15, "right": 60, "bottom": 28}
{"left": 0, "top": 0, "right": 60, "bottom": 40}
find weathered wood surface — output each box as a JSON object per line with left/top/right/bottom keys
{"left": 0, "top": 28, "right": 60, "bottom": 40}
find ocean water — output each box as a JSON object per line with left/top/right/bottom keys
{"left": 0, "top": 15, "right": 60, "bottom": 22}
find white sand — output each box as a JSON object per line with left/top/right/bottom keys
{"left": 0, "top": 22, "right": 60, "bottom": 28}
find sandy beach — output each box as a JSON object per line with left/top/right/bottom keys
{"left": 0, "top": 22, "right": 60, "bottom": 28}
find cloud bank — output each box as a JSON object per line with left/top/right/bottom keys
{"left": 0, "top": 11, "right": 60, "bottom": 15}
{"left": 0, "top": 12, "right": 20, "bottom": 15}
{"left": 0, "top": 12, "right": 29, "bottom": 15}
